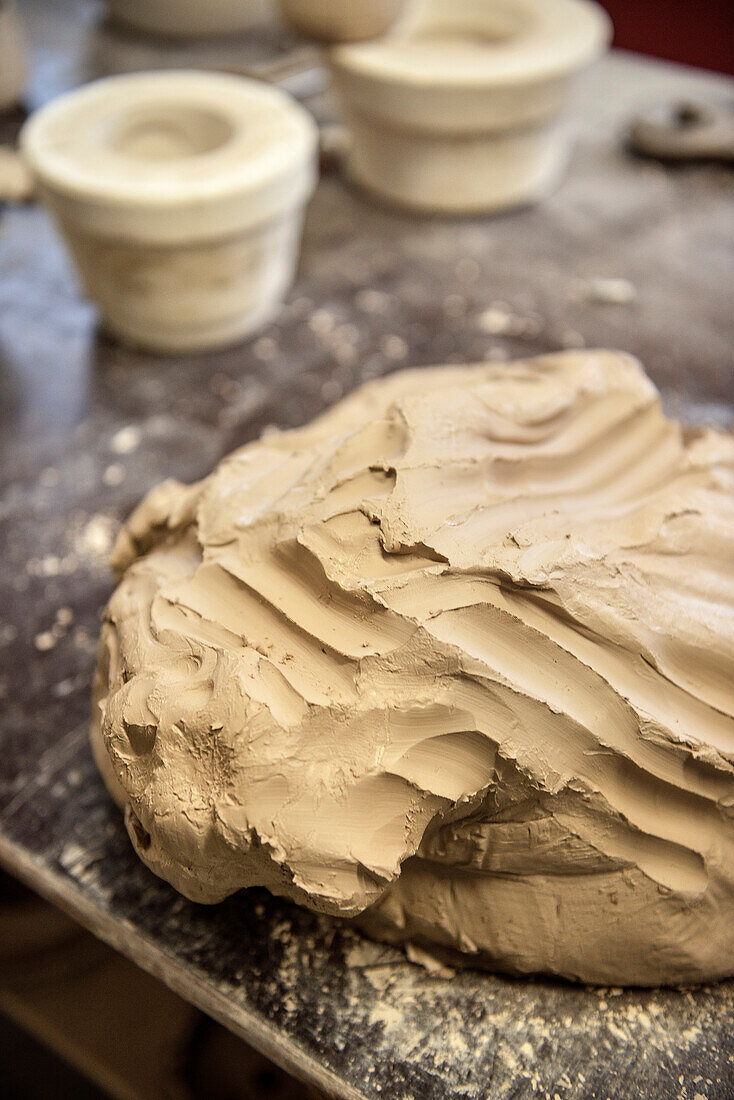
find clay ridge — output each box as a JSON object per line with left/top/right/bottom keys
{"left": 92, "top": 351, "right": 734, "bottom": 984}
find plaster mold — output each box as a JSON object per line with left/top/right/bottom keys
{"left": 279, "top": 0, "right": 404, "bottom": 43}
{"left": 21, "top": 71, "right": 318, "bottom": 353}
{"left": 330, "top": 0, "right": 611, "bottom": 212}
{"left": 102, "top": 0, "right": 271, "bottom": 38}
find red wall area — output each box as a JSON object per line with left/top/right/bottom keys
{"left": 600, "top": 0, "right": 734, "bottom": 75}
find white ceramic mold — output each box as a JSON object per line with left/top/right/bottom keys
{"left": 279, "top": 0, "right": 404, "bottom": 43}
{"left": 102, "top": 0, "right": 271, "bottom": 38}
{"left": 0, "top": 2, "right": 27, "bottom": 113}
{"left": 330, "top": 0, "right": 611, "bottom": 213}
{"left": 21, "top": 71, "right": 319, "bottom": 353}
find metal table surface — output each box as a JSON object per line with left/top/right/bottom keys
{"left": 1, "top": 3, "right": 733, "bottom": 1098}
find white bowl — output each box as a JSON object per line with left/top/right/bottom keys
{"left": 330, "top": 0, "right": 611, "bottom": 213}
{"left": 279, "top": 0, "right": 404, "bottom": 42}
{"left": 21, "top": 71, "right": 319, "bottom": 353}
{"left": 0, "top": 3, "right": 27, "bottom": 113}
{"left": 103, "top": 0, "right": 271, "bottom": 38}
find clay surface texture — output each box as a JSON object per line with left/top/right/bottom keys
{"left": 92, "top": 352, "right": 734, "bottom": 985}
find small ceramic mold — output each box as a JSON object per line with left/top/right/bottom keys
{"left": 279, "top": 0, "right": 404, "bottom": 43}
{"left": 0, "top": 2, "right": 27, "bottom": 113}
{"left": 21, "top": 71, "right": 319, "bottom": 353}
{"left": 102, "top": 0, "right": 270, "bottom": 38}
{"left": 330, "top": 0, "right": 611, "bottom": 213}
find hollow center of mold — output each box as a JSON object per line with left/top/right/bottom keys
{"left": 407, "top": 22, "right": 520, "bottom": 48}
{"left": 399, "top": 0, "right": 530, "bottom": 49}
{"left": 106, "top": 103, "right": 234, "bottom": 160}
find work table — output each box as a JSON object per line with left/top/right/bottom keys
{"left": 1, "top": 3, "right": 733, "bottom": 1096}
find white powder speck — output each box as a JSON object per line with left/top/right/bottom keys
{"left": 478, "top": 306, "right": 515, "bottom": 334}
{"left": 55, "top": 606, "right": 74, "bottom": 627}
{"left": 355, "top": 289, "right": 391, "bottom": 314}
{"left": 52, "top": 678, "right": 76, "bottom": 698}
{"left": 381, "top": 335, "right": 408, "bottom": 361}
{"left": 110, "top": 425, "right": 142, "bottom": 455}
{"left": 584, "top": 277, "right": 637, "bottom": 305}
{"left": 309, "top": 309, "right": 336, "bottom": 336}
{"left": 253, "top": 337, "right": 279, "bottom": 361}
{"left": 77, "top": 515, "right": 115, "bottom": 557}
{"left": 102, "top": 463, "right": 125, "bottom": 487}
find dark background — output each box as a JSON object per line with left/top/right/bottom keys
{"left": 602, "top": 0, "right": 734, "bottom": 75}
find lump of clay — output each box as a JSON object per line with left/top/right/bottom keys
{"left": 92, "top": 351, "right": 734, "bottom": 985}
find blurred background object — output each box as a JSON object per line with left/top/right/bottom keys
{"left": 185, "top": 1018, "right": 326, "bottom": 1100}
{"left": 0, "top": 871, "right": 325, "bottom": 1099}
{"left": 0, "top": 0, "right": 27, "bottom": 112}
{"left": 599, "top": 0, "right": 734, "bottom": 76}
{"left": 21, "top": 70, "right": 318, "bottom": 353}
{"left": 329, "top": 0, "right": 611, "bottom": 213}
{"left": 0, "top": 871, "right": 101, "bottom": 986}
{"left": 0, "top": 143, "right": 33, "bottom": 201}
{"left": 102, "top": 0, "right": 272, "bottom": 39}
{"left": 279, "top": 0, "right": 405, "bottom": 43}
{"left": 630, "top": 100, "right": 734, "bottom": 163}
